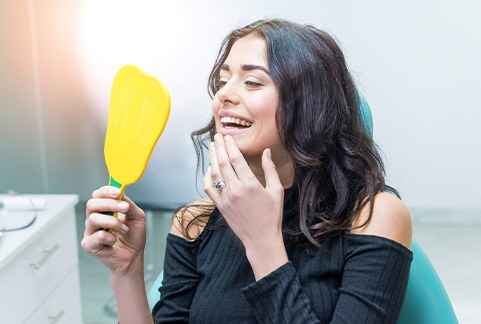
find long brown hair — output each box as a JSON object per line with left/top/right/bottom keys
{"left": 184, "top": 19, "right": 396, "bottom": 246}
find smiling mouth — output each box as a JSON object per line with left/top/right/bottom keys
{"left": 220, "top": 116, "right": 252, "bottom": 128}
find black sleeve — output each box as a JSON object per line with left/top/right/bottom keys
{"left": 152, "top": 233, "right": 201, "bottom": 323}
{"left": 331, "top": 235, "right": 412, "bottom": 323}
{"left": 241, "top": 235, "right": 412, "bottom": 324}
{"left": 242, "top": 262, "right": 321, "bottom": 323}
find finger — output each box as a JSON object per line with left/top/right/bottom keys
{"left": 81, "top": 229, "right": 118, "bottom": 253}
{"left": 85, "top": 212, "right": 129, "bottom": 235}
{"left": 262, "top": 148, "right": 283, "bottom": 191}
{"left": 208, "top": 141, "right": 223, "bottom": 183}
{"left": 117, "top": 212, "right": 127, "bottom": 223}
{"left": 224, "top": 135, "right": 256, "bottom": 180}
{"left": 213, "top": 134, "right": 238, "bottom": 181}
{"left": 92, "top": 186, "right": 122, "bottom": 200}
{"left": 203, "top": 166, "right": 218, "bottom": 198}
{"left": 208, "top": 142, "right": 227, "bottom": 195}
{"left": 85, "top": 197, "right": 129, "bottom": 216}
{"left": 121, "top": 194, "right": 144, "bottom": 219}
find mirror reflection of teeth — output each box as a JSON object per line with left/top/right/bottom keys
{"left": 220, "top": 116, "right": 252, "bottom": 127}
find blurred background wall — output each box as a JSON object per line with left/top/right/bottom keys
{"left": 1, "top": 0, "right": 480, "bottom": 210}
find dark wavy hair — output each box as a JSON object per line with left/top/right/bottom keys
{"left": 183, "top": 19, "right": 397, "bottom": 247}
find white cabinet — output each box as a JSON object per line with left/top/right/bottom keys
{"left": 0, "top": 195, "right": 82, "bottom": 324}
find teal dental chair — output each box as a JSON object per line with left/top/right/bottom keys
{"left": 147, "top": 95, "right": 458, "bottom": 323}
{"left": 360, "top": 95, "right": 457, "bottom": 323}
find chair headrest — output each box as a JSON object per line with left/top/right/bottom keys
{"left": 359, "top": 94, "right": 373, "bottom": 137}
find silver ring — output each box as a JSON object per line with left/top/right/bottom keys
{"left": 213, "top": 179, "right": 227, "bottom": 193}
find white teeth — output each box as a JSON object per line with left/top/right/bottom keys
{"left": 220, "top": 116, "right": 252, "bottom": 127}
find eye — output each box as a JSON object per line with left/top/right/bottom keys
{"left": 218, "top": 76, "right": 229, "bottom": 89}
{"left": 245, "top": 80, "right": 263, "bottom": 88}
{"left": 218, "top": 80, "right": 227, "bottom": 89}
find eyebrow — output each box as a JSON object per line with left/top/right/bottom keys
{"left": 220, "top": 64, "right": 270, "bottom": 75}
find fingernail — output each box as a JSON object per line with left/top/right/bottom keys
{"left": 117, "top": 201, "right": 129, "bottom": 211}
{"left": 109, "top": 187, "right": 120, "bottom": 197}
{"left": 214, "top": 133, "right": 221, "bottom": 141}
{"left": 266, "top": 148, "right": 271, "bottom": 159}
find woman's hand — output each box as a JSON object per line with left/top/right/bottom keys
{"left": 204, "top": 134, "right": 288, "bottom": 279}
{"left": 81, "top": 186, "right": 147, "bottom": 275}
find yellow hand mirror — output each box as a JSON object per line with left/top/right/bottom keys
{"left": 104, "top": 65, "right": 171, "bottom": 197}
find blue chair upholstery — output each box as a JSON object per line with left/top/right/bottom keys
{"left": 148, "top": 269, "right": 164, "bottom": 310}
{"left": 359, "top": 94, "right": 373, "bottom": 137}
{"left": 398, "top": 241, "right": 458, "bottom": 323}
{"left": 148, "top": 96, "right": 458, "bottom": 323}
{"left": 360, "top": 95, "right": 457, "bottom": 323}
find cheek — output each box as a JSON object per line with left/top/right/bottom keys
{"left": 212, "top": 99, "right": 222, "bottom": 129}
{"left": 259, "top": 104, "right": 282, "bottom": 144}
{"left": 253, "top": 91, "right": 278, "bottom": 117}
{"left": 212, "top": 97, "right": 221, "bottom": 114}
{"left": 257, "top": 104, "right": 278, "bottom": 129}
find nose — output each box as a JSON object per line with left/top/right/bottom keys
{"left": 216, "top": 80, "right": 241, "bottom": 105}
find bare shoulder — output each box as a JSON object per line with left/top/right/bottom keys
{"left": 351, "top": 192, "right": 412, "bottom": 249}
{"left": 170, "top": 197, "right": 214, "bottom": 241}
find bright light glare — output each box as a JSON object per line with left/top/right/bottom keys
{"left": 78, "top": 0, "right": 189, "bottom": 121}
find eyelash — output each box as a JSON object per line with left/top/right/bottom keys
{"left": 217, "top": 79, "right": 262, "bottom": 89}
{"left": 245, "top": 80, "right": 262, "bottom": 87}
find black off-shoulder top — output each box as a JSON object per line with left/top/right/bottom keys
{"left": 152, "top": 189, "right": 412, "bottom": 324}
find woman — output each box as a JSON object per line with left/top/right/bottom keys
{"left": 82, "top": 19, "right": 412, "bottom": 323}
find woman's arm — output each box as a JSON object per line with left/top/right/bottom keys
{"left": 350, "top": 192, "right": 412, "bottom": 249}
{"left": 111, "top": 258, "right": 153, "bottom": 324}
{"left": 242, "top": 193, "right": 413, "bottom": 324}
{"left": 205, "top": 135, "right": 289, "bottom": 280}
{"left": 151, "top": 200, "right": 211, "bottom": 323}
{"left": 81, "top": 186, "right": 153, "bottom": 323}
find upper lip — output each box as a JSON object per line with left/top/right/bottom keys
{"left": 218, "top": 111, "right": 253, "bottom": 126}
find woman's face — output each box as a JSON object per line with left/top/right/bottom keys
{"left": 212, "top": 36, "right": 289, "bottom": 163}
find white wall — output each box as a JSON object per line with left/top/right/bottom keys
{"left": 76, "top": 0, "right": 334, "bottom": 208}
{"left": 320, "top": 1, "right": 481, "bottom": 209}
{"left": 1, "top": 0, "right": 480, "bottom": 210}
{"left": 0, "top": 0, "right": 107, "bottom": 198}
